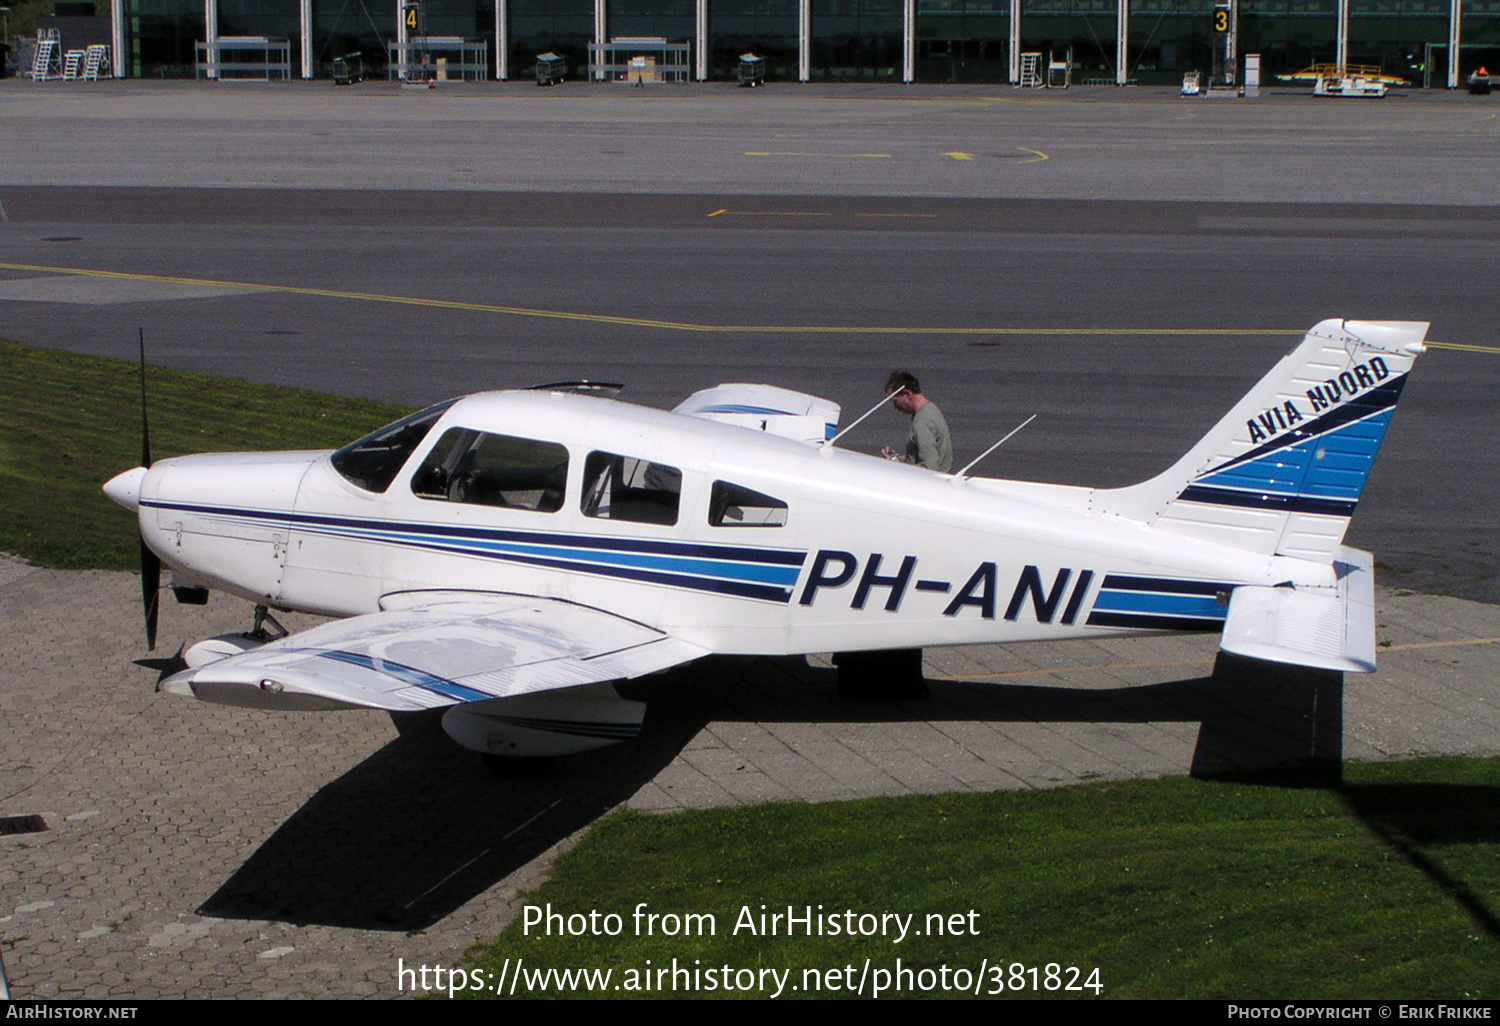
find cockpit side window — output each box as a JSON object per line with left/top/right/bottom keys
{"left": 709, "top": 481, "right": 788, "bottom": 527}
{"left": 330, "top": 400, "right": 457, "bottom": 494}
{"left": 581, "top": 451, "right": 681, "bottom": 526}
{"left": 411, "top": 428, "right": 568, "bottom": 513}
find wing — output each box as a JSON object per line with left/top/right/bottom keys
{"left": 161, "top": 593, "right": 709, "bottom": 712}
{"left": 673, "top": 383, "right": 841, "bottom": 446}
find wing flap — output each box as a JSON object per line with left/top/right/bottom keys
{"left": 162, "top": 594, "right": 708, "bottom": 711}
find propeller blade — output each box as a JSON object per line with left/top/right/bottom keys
{"left": 138, "top": 328, "right": 158, "bottom": 649}
{"left": 141, "top": 538, "right": 160, "bottom": 651}
{"left": 138, "top": 327, "right": 152, "bottom": 469}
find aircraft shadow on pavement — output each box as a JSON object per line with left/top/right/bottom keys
{"left": 194, "top": 660, "right": 735, "bottom": 931}
{"left": 712, "top": 651, "right": 1349, "bottom": 782}
{"left": 194, "top": 652, "right": 1499, "bottom": 936}
{"left": 193, "top": 652, "right": 1335, "bottom": 931}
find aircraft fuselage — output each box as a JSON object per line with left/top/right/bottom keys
{"left": 133, "top": 389, "right": 1327, "bottom": 658}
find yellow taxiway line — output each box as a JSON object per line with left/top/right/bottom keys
{"left": 0, "top": 263, "right": 1485, "bottom": 351}
{"left": 709, "top": 210, "right": 937, "bottom": 219}
{"left": 745, "top": 151, "right": 892, "bottom": 158}
{"left": 0, "top": 261, "right": 1298, "bottom": 336}
{"left": 1426, "top": 341, "right": 1500, "bottom": 354}
{"left": 708, "top": 210, "right": 832, "bottom": 217}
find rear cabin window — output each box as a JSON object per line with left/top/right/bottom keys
{"left": 709, "top": 481, "right": 788, "bottom": 527}
{"left": 330, "top": 400, "right": 457, "bottom": 494}
{"left": 582, "top": 451, "right": 682, "bottom": 525}
{"left": 410, "top": 428, "right": 568, "bottom": 513}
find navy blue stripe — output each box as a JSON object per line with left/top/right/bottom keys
{"left": 395, "top": 533, "right": 794, "bottom": 602}
{"left": 1213, "top": 374, "right": 1407, "bottom": 474}
{"left": 1099, "top": 575, "right": 1230, "bottom": 596}
{"left": 1177, "top": 486, "right": 1357, "bottom": 517}
{"left": 142, "top": 499, "right": 807, "bottom": 566}
{"left": 1085, "top": 611, "right": 1225, "bottom": 632}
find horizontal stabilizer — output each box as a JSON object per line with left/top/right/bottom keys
{"left": 1219, "top": 546, "right": 1376, "bottom": 673}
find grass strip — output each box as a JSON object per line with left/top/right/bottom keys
{"left": 464, "top": 756, "right": 1499, "bottom": 999}
{"left": 0, "top": 338, "right": 408, "bottom": 569}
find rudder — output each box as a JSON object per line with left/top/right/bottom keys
{"left": 1096, "top": 319, "right": 1427, "bottom": 562}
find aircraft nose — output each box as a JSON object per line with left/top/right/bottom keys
{"left": 103, "top": 466, "right": 148, "bottom": 511}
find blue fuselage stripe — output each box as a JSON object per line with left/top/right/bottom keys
{"left": 143, "top": 500, "right": 806, "bottom": 602}
{"left": 1090, "top": 590, "right": 1228, "bottom": 619}
{"left": 1086, "top": 575, "right": 1231, "bottom": 632}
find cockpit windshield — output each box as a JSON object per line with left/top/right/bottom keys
{"left": 330, "top": 399, "right": 458, "bottom": 493}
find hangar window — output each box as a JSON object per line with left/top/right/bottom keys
{"left": 331, "top": 400, "right": 457, "bottom": 493}
{"left": 410, "top": 428, "right": 569, "bottom": 512}
{"left": 582, "top": 451, "right": 682, "bottom": 525}
{"left": 709, "top": 481, "right": 788, "bottom": 527}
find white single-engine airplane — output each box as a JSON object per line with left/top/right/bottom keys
{"left": 105, "top": 319, "right": 1426, "bottom": 762}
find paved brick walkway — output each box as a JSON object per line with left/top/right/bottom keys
{"left": 3, "top": 556, "right": 1497, "bottom": 998}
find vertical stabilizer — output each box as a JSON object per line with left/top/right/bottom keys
{"left": 1096, "top": 319, "right": 1426, "bottom": 561}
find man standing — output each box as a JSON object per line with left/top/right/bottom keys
{"left": 880, "top": 370, "right": 953, "bottom": 473}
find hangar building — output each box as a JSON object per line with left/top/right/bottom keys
{"left": 81, "top": 0, "right": 1500, "bottom": 89}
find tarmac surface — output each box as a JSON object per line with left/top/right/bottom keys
{"left": 3, "top": 84, "right": 1499, "bottom": 603}
{"left": 3, "top": 553, "right": 1499, "bottom": 999}
{"left": 1, "top": 80, "right": 1497, "bottom": 204}
{"left": 1, "top": 81, "right": 1498, "bottom": 999}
